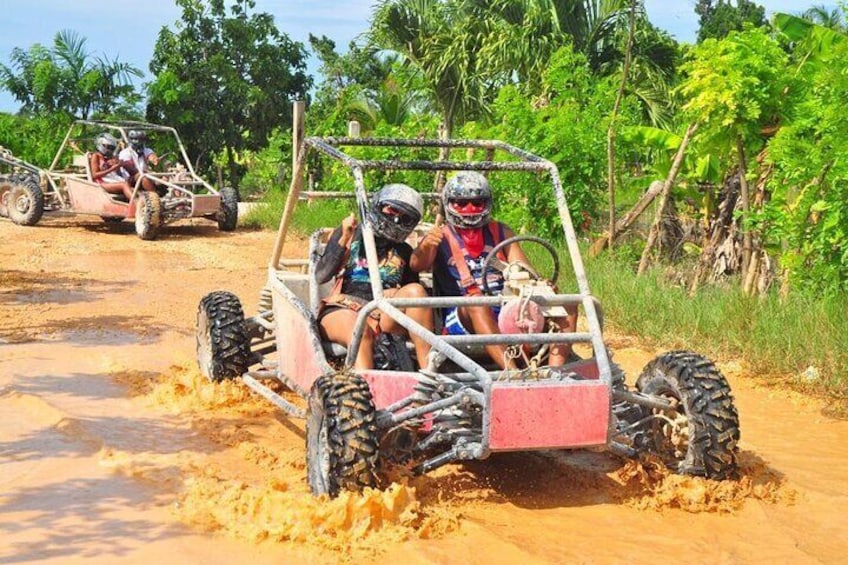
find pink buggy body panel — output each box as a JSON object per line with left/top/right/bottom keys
{"left": 489, "top": 381, "right": 610, "bottom": 450}
{"left": 65, "top": 177, "right": 132, "bottom": 217}
{"left": 191, "top": 194, "right": 221, "bottom": 216}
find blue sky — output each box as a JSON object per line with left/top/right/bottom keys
{"left": 0, "top": 0, "right": 822, "bottom": 113}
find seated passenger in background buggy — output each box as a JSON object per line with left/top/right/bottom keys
{"left": 119, "top": 130, "right": 161, "bottom": 193}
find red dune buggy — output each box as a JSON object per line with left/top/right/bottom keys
{"left": 196, "top": 137, "right": 740, "bottom": 497}
{"left": 34, "top": 119, "right": 238, "bottom": 240}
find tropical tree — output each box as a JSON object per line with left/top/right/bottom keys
{"left": 695, "top": 0, "right": 767, "bottom": 42}
{"left": 801, "top": 4, "right": 845, "bottom": 31}
{"left": 678, "top": 28, "right": 788, "bottom": 290}
{"left": 146, "top": 0, "right": 311, "bottom": 185}
{"left": 0, "top": 30, "right": 141, "bottom": 119}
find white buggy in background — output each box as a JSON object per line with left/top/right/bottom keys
{"left": 35, "top": 119, "right": 239, "bottom": 240}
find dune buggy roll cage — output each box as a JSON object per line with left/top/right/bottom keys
{"left": 268, "top": 136, "right": 614, "bottom": 393}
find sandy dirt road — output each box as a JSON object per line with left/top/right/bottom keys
{"left": 1, "top": 213, "right": 846, "bottom": 564}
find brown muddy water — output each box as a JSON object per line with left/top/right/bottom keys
{"left": 1, "top": 214, "right": 846, "bottom": 564}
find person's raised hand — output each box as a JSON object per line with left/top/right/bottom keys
{"left": 422, "top": 213, "right": 444, "bottom": 249}
{"left": 341, "top": 213, "right": 358, "bottom": 239}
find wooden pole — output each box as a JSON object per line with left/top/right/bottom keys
{"left": 292, "top": 100, "right": 305, "bottom": 183}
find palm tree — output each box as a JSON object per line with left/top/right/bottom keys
{"left": 802, "top": 4, "right": 845, "bottom": 31}
{"left": 0, "top": 30, "right": 141, "bottom": 118}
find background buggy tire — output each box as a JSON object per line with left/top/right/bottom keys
{"left": 196, "top": 291, "right": 251, "bottom": 382}
{"left": 135, "top": 191, "right": 162, "bottom": 240}
{"left": 216, "top": 186, "right": 239, "bottom": 231}
{"left": 307, "top": 373, "right": 380, "bottom": 497}
{"left": 636, "top": 350, "right": 740, "bottom": 479}
{"left": 3, "top": 176, "right": 43, "bottom": 226}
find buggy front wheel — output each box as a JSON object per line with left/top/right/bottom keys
{"left": 636, "top": 350, "right": 740, "bottom": 479}
{"left": 216, "top": 186, "right": 238, "bottom": 231}
{"left": 135, "top": 191, "right": 162, "bottom": 240}
{"left": 306, "top": 373, "right": 380, "bottom": 497}
{"left": 2, "top": 176, "right": 44, "bottom": 226}
{"left": 196, "top": 291, "right": 251, "bottom": 382}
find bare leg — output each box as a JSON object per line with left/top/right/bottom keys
{"left": 382, "top": 284, "right": 434, "bottom": 367}
{"left": 548, "top": 305, "right": 578, "bottom": 366}
{"left": 100, "top": 181, "right": 134, "bottom": 201}
{"left": 460, "top": 305, "right": 518, "bottom": 370}
{"left": 320, "top": 308, "right": 375, "bottom": 369}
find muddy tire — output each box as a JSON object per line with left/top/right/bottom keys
{"left": 196, "top": 291, "right": 251, "bottom": 382}
{"left": 636, "top": 350, "right": 740, "bottom": 479}
{"left": 307, "top": 373, "right": 380, "bottom": 497}
{"left": 135, "top": 191, "right": 162, "bottom": 240}
{"left": 216, "top": 186, "right": 238, "bottom": 232}
{"left": 1, "top": 176, "right": 44, "bottom": 226}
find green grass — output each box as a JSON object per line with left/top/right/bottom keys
{"left": 584, "top": 250, "right": 848, "bottom": 402}
{"left": 240, "top": 189, "right": 356, "bottom": 235}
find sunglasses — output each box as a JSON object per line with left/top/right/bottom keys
{"left": 450, "top": 199, "right": 486, "bottom": 208}
{"left": 382, "top": 205, "right": 418, "bottom": 228}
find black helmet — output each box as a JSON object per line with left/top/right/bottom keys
{"left": 95, "top": 133, "right": 119, "bottom": 157}
{"left": 367, "top": 183, "right": 423, "bottom": 243}
{"left": 128, "top": 130, "right": 147, "bottom": 151}
{"left": 442, "top": 171, "right": 493, "bottom": 229}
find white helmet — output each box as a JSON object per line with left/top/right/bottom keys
{"left": 367, "top": 183, "right": 423, "bottom": 242}
{"left": 442, "top": 171, "right": 493, "bottom": 229}
{"left": 95, "top": 133, "right": 119, "bottom": 157}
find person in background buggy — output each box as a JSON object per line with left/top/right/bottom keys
{"left": 411, "top": 171, "right": 577, "bottom": 370}
{"left": 315, "top": 183, "right": 435, "bottom": 370}
{"left": 89, "top": 133, "right": 134, "bottom": 201}
{"left": 119, "top": 130, "right": 161, "bottom": 193}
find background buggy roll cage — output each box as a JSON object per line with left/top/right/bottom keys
{"left": 271, "top": 136, "right": 613, "bottom": 387}
{"left": 45, "top": 119, "right": 221, "bottom": 198}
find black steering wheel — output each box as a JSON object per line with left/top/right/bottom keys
{"left": 481, "top": 235, "right": 560, "bottom": 295}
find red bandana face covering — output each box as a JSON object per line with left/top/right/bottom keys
{"left": 457, "top": 227, "right": 485, "bottom": 257}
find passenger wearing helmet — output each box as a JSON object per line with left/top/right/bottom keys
{"left": 411, "top": 171, "right": 577, "bottom": 369}
{"left": 89, "top": 132, "right": 133, "bottom": 200}
{"left": 119, "top": 130, "right": 160, "bottom": 192}
{"left": 315, "top": 183, "right": 434, "bottom": 369}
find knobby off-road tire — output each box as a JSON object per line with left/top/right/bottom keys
{"left": 196, "top": 291, "right": 251, "bottom": 382}
{"left": 216, "top": 186, "right": 239, "bottom": 232}
{"left": 636, "top": 350, "right": 740, "bottom": 479}
{"left": 307, "top": 373, "right": 380, "bottom": 497}
{"left": 135, "top": 191, "right": 162, "bottom": 240}
{"left": 2, "top": 176, "right": 44, "bottom": 226}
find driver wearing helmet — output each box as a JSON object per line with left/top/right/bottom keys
{"left": 411, "top": 171, "right": 576, "bottom": 370}
{"left": 119, "top": 130, "right": 160, "bottom": 192}
{"left": 89, "top": 132, "right": 133, "bottom": 201}
{"left": 314, "top": 183, "right": 434, "bottom": 370}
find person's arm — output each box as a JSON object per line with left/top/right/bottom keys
{"left": 410, "top": 214, "right": 443, "bottom": 272}
{"left": 502, "top": 225, "right": 532, "bottom": 266}
{"left": 145, "top": 148, "right": 159, "bottom": 167}
{"left": 90, "top": 153, "right": 121, "bottom": 181}
{"left": 314, "top": 215, "right": 357, "bottom": 284}
{"left": 118, "top": 149, "right": 138, "bottom": 176}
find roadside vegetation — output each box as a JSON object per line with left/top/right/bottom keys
{"left": 1, "top": 0, "right": 845, "bottom": 405}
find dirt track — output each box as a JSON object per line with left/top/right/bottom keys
{"left": 2, "top": 213, "right": 847, "bottom": 564}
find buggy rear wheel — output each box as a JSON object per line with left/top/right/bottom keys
{"left": 135, "top": 191, "right": 162, "bottom": 240}
{"left": 307, "top": 373, "right": 380, "bottom": 497}
{"left": 196, "top": 291, "right": 251, "bottom": 382}
{"left": 2, "top": 176, "right": 43, "bottom": 226}
{"left": 216, "top": 186, "right": 238, "bottom": 231}
{"left": 636, "top": 350, "right": 740, "bottom": 479}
